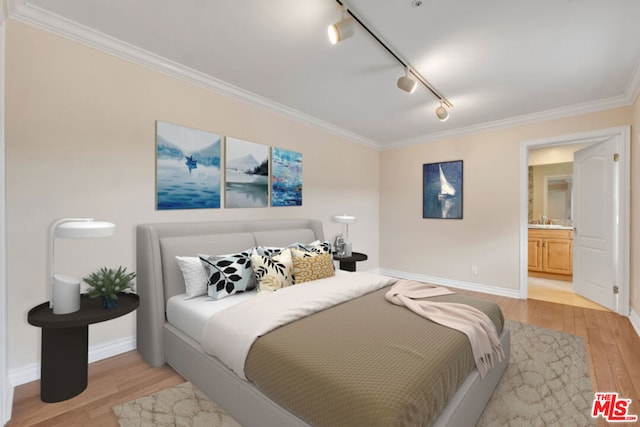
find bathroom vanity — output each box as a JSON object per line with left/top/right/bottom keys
{"left": 527, "top": 225, "right": 573, "bottom": 281}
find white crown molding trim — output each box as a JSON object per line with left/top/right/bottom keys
{"left": 7, "top": 0, "right": 381, "bottom": 151}
{"left": 8, "top": 335, "right": 136, "bottom": 387}
{"left": 8, "top": 0, "right": 639, "bottom": 153}
{"left": 374, "top": 268, "right": 522, "bottom": 300}
{"left": 625, "top": 57, "right": 640, "bottom": 106}
{"left": 385, "top": 93, "right": 635, "bottom": 150}
{"left": 630, "top": 308, "right": 640, "bottom": 339}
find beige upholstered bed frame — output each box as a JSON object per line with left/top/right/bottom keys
{"left": 136, "top": 218, "right": 510, "bottom": 427}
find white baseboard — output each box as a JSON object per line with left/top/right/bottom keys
{"left": 8, "top": 335, "right": 136, "bottom": 387}
{"left": 2, "top": 384, "right": 12, "bottom": 427}
{"left": 630, "top": 308, "right": 640, "bottom": 339}
{"left": 374, "top": 268, "right": 522, "bottom": 299}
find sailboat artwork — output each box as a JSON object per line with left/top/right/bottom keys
{"left": 423, "top": 161, "right": 463, "bottom": 219}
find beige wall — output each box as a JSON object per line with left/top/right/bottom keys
{"left": 380, "top": 107, "right": 634, "bottom": 296}
{"left": 5, "top": 17, "right": 639, "bottom": 377}
{"left": 5, "top": 21, "right": 381, "bottom": 370}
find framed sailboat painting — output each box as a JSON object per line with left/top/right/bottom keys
{"left": 423, "top": 160, "right": 463, "bottom": 219}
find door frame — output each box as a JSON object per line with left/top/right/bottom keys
{"left": 519, "top": 126, "right": 630, "bottom": 316}
{"left": 0, "top": 7, "right": 10, "bottom": 424}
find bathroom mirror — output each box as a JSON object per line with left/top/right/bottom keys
{"left": 543, "top": 175, "right": 572, "bottom": 222}
{"left": 528, "top": 161, "right": 573, "bottom": 224}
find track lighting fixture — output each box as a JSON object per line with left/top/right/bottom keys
{"left": 435, "top": 103, "right": 449, "bottom": 121}
{"left": 397, "top": 68, "right": 417, "bottom": 94}
{"left": 329, "top": 0, "right": 453, "bottom": 121}
{"left": 328, "top": 7, "right": 356, "bottom": 44}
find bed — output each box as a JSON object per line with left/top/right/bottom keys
{"left": 136, "top": 218, "right": 510, "bottom": 427}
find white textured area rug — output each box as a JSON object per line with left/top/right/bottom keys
{"left": 114, "top": 320, "right": 594, "bottom": 426}
{"left": 114, "top": 381, "right": 240, "bottom": 427}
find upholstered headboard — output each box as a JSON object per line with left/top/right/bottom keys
{"left": 135, "top": 218, "right": 324, "bottom": 367}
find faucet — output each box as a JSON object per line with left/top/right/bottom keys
{"left": 541, "top": 216, "right": 548, "bottom": 225}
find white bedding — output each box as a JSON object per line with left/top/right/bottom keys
{"left": 166, "top": 269, "right": 351, "bottom": 341}
{"left": 167, "top": 291, "right": 258, "bottom": 341}
{"left": 201, "top": 271, "right": 397, "bottom": 380}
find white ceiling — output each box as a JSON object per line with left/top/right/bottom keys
{"left": 9, "top": 0, "right": 640, "bottom": 149}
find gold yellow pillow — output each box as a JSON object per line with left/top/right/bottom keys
{"left": 292, "top": 253, "right": 335, "bottom": 284}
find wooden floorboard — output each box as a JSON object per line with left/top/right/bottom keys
{"left": 7, "top": 291, "right": 640, "bottom": 426}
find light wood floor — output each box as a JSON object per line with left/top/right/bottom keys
{"left": 8, "top": 290, "right": 640, "bottom": 426}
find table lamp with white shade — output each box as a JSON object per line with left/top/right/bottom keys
{"left": 48, "top": 218, "right": 116, "bottom": 314}
{"left": 333, "top": 214, "right": 356, "bottom": 257}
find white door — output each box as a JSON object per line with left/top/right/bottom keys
{"left": 572, "top": 139, "right": 618, "bottom": 311}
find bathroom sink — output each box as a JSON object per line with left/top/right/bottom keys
{"left": 528, "top": 224, "right": 573, "bottom": 230}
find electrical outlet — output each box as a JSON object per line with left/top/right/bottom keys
{"left": 471, "top": 266, "right": 478, "bottom": 275}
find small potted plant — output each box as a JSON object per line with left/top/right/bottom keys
{"left": 83, "top": 266, "right": 136, "bottom": 309}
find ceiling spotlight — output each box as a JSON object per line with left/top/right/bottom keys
{"left": 435, "top": 103, "right": 449, "bottom": 121}
{"left": 397, "top": 68, "right": 417, "bottom": 94}
{"left": 328, "top": 13, "right": 356, "bottom": 44}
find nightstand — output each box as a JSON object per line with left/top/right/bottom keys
{"left": 333, "top": 252, "right": 368, "bottom": 272}
{"left": 28, "top": 293, "right": 139, "bottom": 402}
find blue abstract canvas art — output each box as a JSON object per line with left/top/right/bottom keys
{"left": 156, "top": 121, "right": 221, "bottom": 210}
{"left": 271, "top": 147, "right": 302, "bottom": 207}
{"left": 423, "top": 160, "right": 463, "bottom": 219}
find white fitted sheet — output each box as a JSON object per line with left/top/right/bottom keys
{"left": 167, "top": 291, "right": 258, "bottom": 341}
{"left": 166, "top": 270, "right": 350, "bottom": 342}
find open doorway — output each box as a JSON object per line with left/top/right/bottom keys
{"left": 526, "top": 146, "right": 605, "bottom": 309}
{"left": 520, "top": 127, "right": 630, "bottom": 316}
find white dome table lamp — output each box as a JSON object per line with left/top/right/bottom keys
{"left": 48, "top": 218, "right": 116, "bottom": 314}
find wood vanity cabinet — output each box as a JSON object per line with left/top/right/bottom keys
{"left": 528, "top": 228, "right": 573, "bottom": 281}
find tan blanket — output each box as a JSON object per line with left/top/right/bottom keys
{"left": 385, "top": 279, "right": 504, "bottom": 377}
{"left": 246, "top": 285, "right": 505, "bottom": 426}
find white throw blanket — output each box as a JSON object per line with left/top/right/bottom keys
{"left": 385, "top": 279, "right": 504, "bottom": 378}
{"left": 201, "top": 272, "right": 397, "bottom": 379}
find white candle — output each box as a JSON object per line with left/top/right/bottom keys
{"left": 52, "top": 274, "right": 81, "bottom": 315}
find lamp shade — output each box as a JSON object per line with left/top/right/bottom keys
{"left": 55, "top": 220, "right": 116, "bottom": 238}
{"left": 333, "top": 215, "right": 356, "bottom": 224}
{"left": 48, "top": 218, "right": 116, "bottom": 312}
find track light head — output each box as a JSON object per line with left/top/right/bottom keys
{"left": 397, "top": 68, "right": 417, "bottom": 93}
{"left": 328, "top": 17, "right": 356, "bottom": 44}
{"left": 435, "top": 103, "right": 449, "bottom": 121}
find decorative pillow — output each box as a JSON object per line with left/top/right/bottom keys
{"left": 199, "top": 250, "right": 255, "bottom": 300}
{"left": 292, "top": 252, "right": 335, "bottom": 284}
{"left": 295, "top": 240, "right": 332, "bottom": 257}
{"left": 253, "top": 243, "right": 299, "bottom": 257}
{"left": 251, "top": 248, "right": 294, "bottom": 292}
{"left": 175, "top": 256, "right": 208, "bottom": 298}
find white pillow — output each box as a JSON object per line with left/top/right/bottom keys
{"left": 175, "top": 256, "right": 208, "bottom": 298}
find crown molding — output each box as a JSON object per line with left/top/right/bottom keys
{"left": 8, "top": 0, "right": 640, "bottom": 152}
{"left": 8, "top": 0, "right": 381, "bottom": 150}
{"left": 384, "top": 91, "right": 637, "bottom": 150}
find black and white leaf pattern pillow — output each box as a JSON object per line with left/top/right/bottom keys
{"left": 250, "top": 248, "right": 293, "bottom": 292}
{"left": 295, "top": 240, "right": 332, "bottom": 257}
{"left": 199, "top": 250, "right": 255, "bottom": 300}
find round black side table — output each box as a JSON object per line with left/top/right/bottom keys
{"left": 28, "top": 293, "right": 139, "bottom": 402}
{"left": 333, "top": 252, "right": 368, "bottom": 272}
